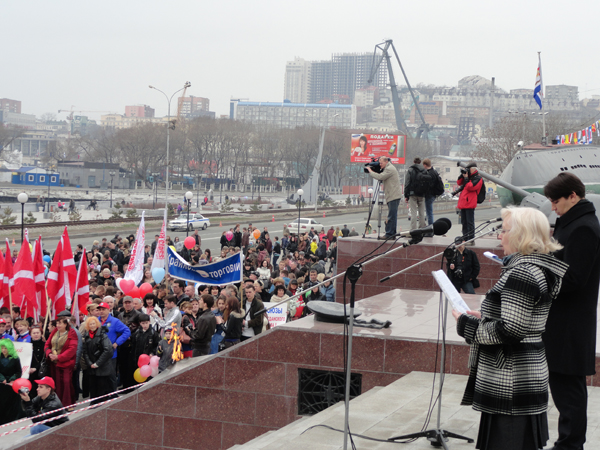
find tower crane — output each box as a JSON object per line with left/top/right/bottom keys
{"left": 172, "top": 81, "right": 191, "bottom": 129}
{"left": 368, "top": 40, "right": 432, "bottom": 139}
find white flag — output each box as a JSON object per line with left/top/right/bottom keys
{"left": 124, "top": 211, "right": 146, "bottom": 285}
{"left": 151, "top": 208, "right": 167, "bottom": 272}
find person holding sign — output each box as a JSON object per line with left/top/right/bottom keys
{"left": 451, "top": 207, "right": 568, "bottom": 450}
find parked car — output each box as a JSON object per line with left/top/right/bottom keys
{"left": 168, "top": 213, "right": 211, "bottom": 231}
{"left": 286, "top": 218, "right": 323, "bottom": 234}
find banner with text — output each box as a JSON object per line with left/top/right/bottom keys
{"left": 14, "top": 341, "right": 33, "bottom": 380}
{"left": 263, "top": 302, "right": 288, "bottom": 329}
{"left": 167, "top": 247, "right": 242, "bottom": 285}
{"left": 350, "top": 133, "right": 406, "bottom": 164}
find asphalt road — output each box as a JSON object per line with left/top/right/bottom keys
{"left": 37, "top": 204, "right": 504, "bottom": 253}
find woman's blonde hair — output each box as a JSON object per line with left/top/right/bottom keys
{"left": 83, "top": 316, "right": 101, "bottom": 332}
{"left": 501, "top": 207, "right": 562, "bottom": 255}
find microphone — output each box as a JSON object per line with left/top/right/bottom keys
{"left": 394, "top": 218, "right": 452, "bottom": 239}
{"left": 484, "top": 217, "right": 502, "bottom": 224}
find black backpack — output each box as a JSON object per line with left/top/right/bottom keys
{"left": 476, "top": 178, "right": 486, "bottom": 204}
{"left": 411, "top": 167, "right": 433, "bottom": 197}
{"left": 430, "top": 169, "right": 445, "bottom": 197}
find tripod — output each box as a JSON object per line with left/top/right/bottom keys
{"left": 363, "top": 180, "right": 383, "bottom": 239}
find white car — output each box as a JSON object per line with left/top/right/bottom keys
{"left": 169, "top": 213, "right": 211, "bottom": 231}
{"left": 286, "top": 218, "right": 323, "bottom": 234}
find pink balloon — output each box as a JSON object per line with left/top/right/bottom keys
{"left": 150, "top": 355, "right": 160, "bottom": 368}
{"left": 225, "top": 231, "right": 233, "bottom": 241}
{"left": 184, "top": 236, "right": 196, "bottom": 249}
{"left": 139, "top": 283, "right": 153, "bottom": 298}
{"left": 140, "top": 365, "right": 153, "bottom": 378}
{"left": 120, "top": 279, "right": 135, "bottom": 294}
{"left": 151, "top": 366, "right": 159, "bottom": 378}
{"left": 138, "top": 354, "right": 150, "bottom": 368}
{"left": 129, "top": 286, "right": 140, "bottom": 299}
{"left": 12, "top": 378, "right": 32, "bottom": 394}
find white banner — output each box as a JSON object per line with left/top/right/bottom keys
{"left": 13, "top": 341, "right": 33, "bottom": 380}
{"left": 263, "top": 302, "right": 288, "bottom": 329}
{"left": 124, "top": 211, "right": 146, "bottom": 286}
{"left": 151, "top": 208, "right": 167, "bottom": 272}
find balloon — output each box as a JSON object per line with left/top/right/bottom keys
{"left": 43, "top": 255, "right": 51, "bottom": 264}
{"left": 138, "top": 354, "right": 150, "bottom": 368}
{"left": 12, "top": 378, "right": 32, "bottom": 394}
{"left": 140, "top": 365, "right": 152, "bottom": 378}
{"left": 150, "top": 355, "right": 160, "bottom": 368}
{"left": 253, "top": 229, "right": 260, "bottom": 239}
{"left": 120, "top": 279, "right": 135, "bottom": 294}
{"left": 139, "top": 283, "right": 153, "bottom": 298}
{"left": 225, "top": 231, "right": 233, "bottom": 241}
{"left": 184, "top": 236, "right": 196, "bottom": 249}
{"left": 129, "top": 286, "right": 140, "bottom": 299}
{"left": 133, "top": 368, "right": 147, "bottom": 383}
{"left": 152, "top": 268, "right": 165, "bottom": 284}
{"left": 169, "top": 245, "right": 176, "bottom": 252}
{"left": 115, "top": 278, "right": 122, "bottom": 290}
{"left": 151, "top": 366, "right": 159, "bottom": 378}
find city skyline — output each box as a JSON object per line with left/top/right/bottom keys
{"left": 4, "top": 0, "right": 600, "bottom": 122}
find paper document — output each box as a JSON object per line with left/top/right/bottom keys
{"left": 432, "top": 270, "right": 470, "bottom": 314}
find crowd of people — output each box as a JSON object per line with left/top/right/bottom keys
{"left": 0, "top": 221, "right": 341, "bottom": 429}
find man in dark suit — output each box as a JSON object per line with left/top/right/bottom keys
{"left": 543, "top": 172, "right": 600, "bottom": 450}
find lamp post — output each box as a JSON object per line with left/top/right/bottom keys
{"left": 297, "top": 188, "right": 304, "bottom": 237}
{"left": 109, "top": 171, "right": 115, "bottom": 208}
{"left": 185, "top": 191, "right": 193, "bottom": 236}
{"left": 17, "top": 193, "right": 28, "bottom": 244}
{"left": 149, "top": 81, "right": 191, "bottom": 212}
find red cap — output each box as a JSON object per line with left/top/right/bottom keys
{"left": 97, "top": 302, "right": 110, "bottom": 309}
{"left": 0, "top": 318, "right": 6, "bottom": 324}
{"left": 35, "top": 377, "right": 56, "bottom": 389}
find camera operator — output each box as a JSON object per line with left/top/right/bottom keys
{"left": 446, "top": 238, "right": 480, "bottom": 294}
{"left": 366, "top": 156, "right": 402, "bottom": 238}
{"left": 454, "top": 162, "right": 483, "bottom": 244}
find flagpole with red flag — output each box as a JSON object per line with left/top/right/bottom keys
{"left": 13, "top": 235, "right": 35, "bottom": 319}
{"left": 46, "top": 239, "right": 64, "bottom": 319}
{"left": 72, "top": 247, "right": 89, "bottom": 326}
{"left": 33, "top": 237, "right": 47, "bottom": 323}
{"left": 4, "top": 240, "right": 14, "bottom": 314}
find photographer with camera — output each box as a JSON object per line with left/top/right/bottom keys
{"left": 404, "top": 157, "right": 429, "bottom": 231}
{"left": 446, "top": 238, "right": 480, "bottom": 294}
{"left": 454, "top": 162, "right": 483, "bottom": 244}
{"left": 366, "top": 156, "right": 402, "bottom": 238}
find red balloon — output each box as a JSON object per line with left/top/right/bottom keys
{"left": 139, "top": 283, "right": 153, "bottom": 298}
{"left": 184, "top": 236, "right": 196, "bottom": 249}
{"left": 12, "top": 378, "right": 32, "bottom": 394}
{"left": 138, "top": 354, "right": 151, "bottom": 368}
{"left": 120, "top": 279, "right": 135, "bottom": 294}
{"left": 129, "top": 286, "right": 140, "bottom": 299}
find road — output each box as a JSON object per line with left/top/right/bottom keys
{"left": 37, "top": 204, "right": 504, "bottom": 253}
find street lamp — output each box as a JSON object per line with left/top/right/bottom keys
{"left": 17, "top": 193, "right": 28, "bottom": 244}
{"left": 185, "top": 191, "right": 193, "bottom": 236}
{"left": 149, "top": 81, "right": 191, "bottom": 212}
{"left": 297, "top": 188, "right": 304, "bottom": 237}
{"left": 109, "top": 171, "right": 115, "bottom": 208}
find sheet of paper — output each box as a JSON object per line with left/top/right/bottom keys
{"left": 432, "top": 269, "right": 470, "bottom": 314}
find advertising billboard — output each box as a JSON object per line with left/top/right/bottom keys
{"left": 350, "top": 133, "right": 406, "bottom": 164}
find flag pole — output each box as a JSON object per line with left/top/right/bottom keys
{"left": 538, "top": 51, "right": 546, "bottom": 145}
{"left": 43, "top": 287, "right": 51, "bottom": 335}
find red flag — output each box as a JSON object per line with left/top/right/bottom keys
{"left": 3, "top": 240, "right": 14, "bottom": 307}
{"left": 61, "top": 227, "right": 77, "bottom": 307}
{"left": 47, "top": 240, "right": 64, "bottom": 319}
{"left": 72, "top": 247, "right": 89, "bottom": 325}
{"left": 13, "top": 237, "right": 35, "bottom": 319}
{"left": 33, "top": 237, "right": 47, "bottom": 322}
{"left": 0, "top": 246, "right": 5, "bottom": 309}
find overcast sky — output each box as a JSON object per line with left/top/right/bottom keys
{"left": 4, "top": 0, "right": 600, "bottom": 121}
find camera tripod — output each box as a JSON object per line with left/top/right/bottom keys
{"left": 363, "top": 180, "right": 384, "bottom": 239}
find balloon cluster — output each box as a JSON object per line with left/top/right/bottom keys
{"left": 134, "top": 354, "right": 160, "bottom": 383}
{"left": 115, "top": 280, "right": 153, "bottom": 299}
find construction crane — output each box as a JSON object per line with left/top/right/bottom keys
{"left": 58, "top": 108, "right": 117, "bottom": 121}
{"left": 368, "top": 40, "right": 432, "bottom": 139}
{"left": 173, "top": 81, "right": 192, "bottom": 129}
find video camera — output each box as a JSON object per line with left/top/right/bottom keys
{"left": 364, "top": 157, "right": 383, "bottom": 174}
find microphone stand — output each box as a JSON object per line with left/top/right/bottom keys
{"left": 386, "top": 225, "right": 501, "bottom": 448}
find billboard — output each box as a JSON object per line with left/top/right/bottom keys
{"left": 350, "top": 133, "right": 406, "bottom": 164}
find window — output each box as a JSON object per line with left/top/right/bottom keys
{"left": 28, "top": 175, "right": 34, "bottom": 182}
{"left": 50, "top": 176, "right": 57, "bottom": 183}
{"left": 39, "top": 175, "right": 45, "bottom": 182}
{"left": 445, "top": 167, "right": 450, "bottom": 172}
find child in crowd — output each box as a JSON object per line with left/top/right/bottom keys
{"left": 131, "top": 314, "right": 159, "bottom": 376}
{"left": 156, "top": 326, "right": 175, "bottom": 373}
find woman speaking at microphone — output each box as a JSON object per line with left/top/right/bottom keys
{"left": 452, "top": 207, "right": 568, "bottom": 450}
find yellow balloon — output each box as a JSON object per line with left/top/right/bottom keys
{"left": 133, "top": 368, "right": 147, "bottom": 383}
{"left": 169, "top": 245, "right": 176, "bottom": 252}
{"left": 29, "top": 244, "right": 33, "bottom": 252}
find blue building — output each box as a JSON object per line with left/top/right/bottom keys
{"left": 12, "top": 167, "right": 60, "bottom": 187}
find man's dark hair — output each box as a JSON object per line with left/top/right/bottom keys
{"left": 12, "top": 306, "right": 20, "bottom": 314}
{"left": 174, "top": 279, "right": 185, "bottom": 289}
{"left": 544, "top": 172, "right": 586, "bottom": 200}
{"left": 165, "top": 295, "right": 177, "bottom": 305}
{"left": 200, "top": 294, "right": 214, "bottom": 309}
{"left": 414, "top": 157, "right": 421, "bottom": 164}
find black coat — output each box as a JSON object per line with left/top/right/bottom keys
{"left": 543, "top": 199, "right": 600, "bottom": 375}
{"left": 447, "top": 247, "right": 480, "bottom": 284}
{"left": 24, "top": 392, "right": 68, "bottom": 427}
{"left": 81, "top": 328, "right": 114, "bottom": 377}
{"left": 188, "top": 309, "right": 217, "bottom": 348}
{"left": 131, "top": 327, "right": 159, "bottom": 363}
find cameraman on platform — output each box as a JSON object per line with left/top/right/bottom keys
{"left": 455, "top": 162, "right": 483, "bottom": 244}
{"left": 446, "top": 238, "right": 480, "bottom": 294}
{"left": 366, "top": 156, "right": 402, "bottom": 238}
